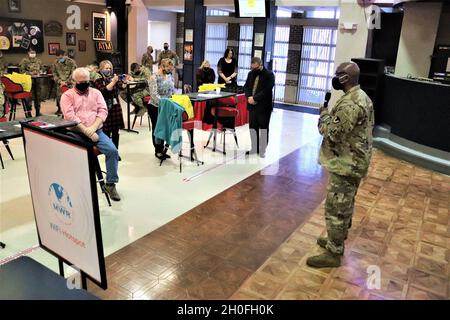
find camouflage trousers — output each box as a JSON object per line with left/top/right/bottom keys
{"left": 32, "top": 77, "right": 48, "bottom": 102}
{"left": 131, "top": 89, "right": 150, "bottom": 110}
{"left": 324, "top": 172, "right": 361, "bottom": 255}
{"left": 29, "top": 78, "right": 48, "bottom": 116}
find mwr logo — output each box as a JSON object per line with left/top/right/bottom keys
{"left": 48, "top": 183, "right": 73, "bottom": 225}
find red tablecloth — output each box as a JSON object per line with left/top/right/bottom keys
{"left": 192, "top": 93, "right": 249, "bottom": 131}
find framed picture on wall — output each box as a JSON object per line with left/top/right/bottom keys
{"left": 8, "top": 0, "right": 21, "bottom": 13}
{"left": 78, "top": 40, "right": 86, "bottom": 52}
{"left": 184, "top": 44, "right": 193, "bottom": 61}
{"left": 92, "top": 12, "right": 107, "bottom": 41}
{"left": 48, "top": 43, "right": 60, "bottom": 55}
{"left": 0, "top": 17, "right": 44, "bottom": 53}
{"left": 67, "top": 48, "right": 75, "bottom": 59}
{"left": 66, "top": 32, "right": 76, "bottom": 46}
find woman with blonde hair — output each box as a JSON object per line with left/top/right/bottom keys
{"left": 94, "top": 60, "right": 126, "bottom": 152}
{"left": 148, "top": 58, "right": 176, "bottom": 160}
{"left": 196, "top": 60, "right": 215, "bottom": 89}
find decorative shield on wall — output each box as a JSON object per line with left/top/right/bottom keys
{"left": 44, "top": 21, "right": 63, "bottom": 37}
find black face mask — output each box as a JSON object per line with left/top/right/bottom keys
{"left": 332, "top": 76, "right": 345, "bottom": 91}
{"left": 134, "top": 70, "right": 141, "bottom": 76}
{"left": 203, "top": 67, "right": 209, "bottom": 71}
{"left": 76, "top": 82, "right": 90, "bottom": 93}
{"left": 164, "top": 46, "right": 169, "bottom": 51}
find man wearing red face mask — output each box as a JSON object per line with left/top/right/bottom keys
{"left": 61, "top": 67, "right": 121, "bottom": 201}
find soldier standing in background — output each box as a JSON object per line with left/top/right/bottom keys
{"left": 306, "top": 62, "right": 374, "bottom": 268}
{"left": 141, "top": 46, "right": 157, "bottom": 73}
{"left": 157, "top": 42, "right": 179, "bottom": 67}
{"left": 52, "top": 49, "right": 77, "bottom": 115}
{"left": 20, "top": 49, "right": 45, "bottom": 116}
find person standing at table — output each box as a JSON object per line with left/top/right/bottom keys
{"left": 196, "top": 60, "right": 215, "bottom": 89}
{"left": 19, "top": 50, "right": 43, "bottom": 75}
{"left": 148, "top": 58, "right": 176, "bottom": 161}
{"left": 94, "top": 60, "right": 125, "bottom": 152}
{"left": 142, "top": 46, "right": 157, "bottom": 73}
{"left": 19, "top": 49, "right": 45, "bottom": 116}
{"left": 61, "top": 67, "right": 120, "bottom": 201}
{"left": 217, "top": 48, "right": 238, "bottom": 89}
{"left": 53, "top": 49, "right": 77, "bottom": 115}
{"left": 244, "top": 57, "right": 275, "bottom": 158}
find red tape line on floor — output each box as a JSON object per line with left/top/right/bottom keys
{"left": 182, "top": 152, "right": 243, "bottom": 182}
{"left": 0, "top": 244, "right": 40, "bottom": 266}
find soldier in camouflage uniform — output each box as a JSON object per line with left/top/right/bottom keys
{"left": 0, "top": 51, "right": 6, "bottom": 75}
{"left": 0, "top": 81, "right": 5, "bottom": 117}
{"left": 306, "top": 62, "right": 374, "bottom": 268}
{"left": 52, "top": 49, "right": 77, "bottom": 115}
{"left": 141, "top": 46, "right": 156, "bottom": 73}
{"left": 157, "top": 42, "right": 179, "bottom": 67}
{"left": 19, "top": 50, "right": 46, "bottom": 116}
{"left": 128, "top": 63, "right": 152, "bottom": 117}
{"left": 86, "top": 61, "right": 101, "bottom": 84}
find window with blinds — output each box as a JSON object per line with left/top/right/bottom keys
{"left": 205, "top": 23, "right": 228, "bottom": 79}
{"left": 273, "top": 26, "right": 290, "bottom": 101}
{"left": 206, "top": 9, "right": 230, "bottom": 16}
{"left": 237, "top": 24, "right": 253, "bottom": 86}
{"left": 297, "top": 27, "right": 337, "bottom": 107}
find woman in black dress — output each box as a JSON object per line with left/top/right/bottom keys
{"left": 217, "top": 48, "right": 238, "bottom": 88}
{"left": 94, "top": 60, "right": 126, "bottom": 151}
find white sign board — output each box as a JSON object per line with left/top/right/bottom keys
{"left": 23, "top": 127, "right": 105, "bottom": 286}
{"left": 238, "top": 0, "right": 267, "bottom": 17}
{"left": 185, "top": 29, "right": 193, "bottom": 42}
{"left": 254, "top": 33, "right": 264, "bottom": 47}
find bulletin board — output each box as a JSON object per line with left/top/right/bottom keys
{"left": 0, "top": 17, "right": 44, "bottom": 53}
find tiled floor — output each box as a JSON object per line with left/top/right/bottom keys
{"left": 88, "top": 143, "right": 329, "bottom": 299}
{"left": 0, "top": 99, "right": 320, "bottom": 270}
{"left": 89, "top": 147, "right": 449, "bottom": 300}
{"left": 234, "top": 151, "right": 450, "bottom": 300}
{"left": 1, "top": 100, "right": 449, "bottom": 300}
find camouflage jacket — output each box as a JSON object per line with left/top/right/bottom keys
{"left": 131, "top": 66, "right": 152, "bottom": 81}
{"left": 0, "top": 81, "right": 4, "bottom": 108}
{"left": 141, "top": 53, "right": 156, "bottom": 70}
{"left": 157, "top": 50, "right": 179, "bottom": 66}
{"left": 318, "top": 85, "right": 374, "bottom": 178}
{"left": 0, "top": 57, "right": 6, "bottom": 76}
{"left": 19, "top": 57, "right": 43, "bottom": 74}
{"left": 52, "top": 57, "right": 77, "bottom": 85}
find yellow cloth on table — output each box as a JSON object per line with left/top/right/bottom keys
{"left": 4, "top": 72, "right": 32, "bottom": 92}
{"left": 170, "top": 94, "right": 194, "bottom": 119}
{"left": 198, "top": 83, "right": 225, "bottom": 93}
